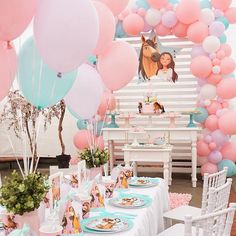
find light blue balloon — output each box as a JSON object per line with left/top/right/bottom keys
{"left": 18, "top": 37, "right": 77, "bottom": 109}
{"left": 219, "top": 34, "right": 227, "bottom": 43}
{"left": 77, "top": 118, "right": 87, "bottom": 130}
{"left": 218, "top": 160, "right": 236, "bottom": 177}
{"left": 200, "top": 0, "right": 211, "bottom": 9}
{"left": 193, "top": 107, "right": 209, "bottom": 123}
{"left": 217, "top": 17, "right": 229, "bottom": 29}
{"left": 87, "top": 55, "right": 97, "bottom": 65}
{"left": 115, "top": 21, "right": 126, "bottom": 38}
{"left": 136, "top": 0, "right": 149, "bottom": 10}
{"left": 96, "top": 121, "right": 107, "bottom": 136}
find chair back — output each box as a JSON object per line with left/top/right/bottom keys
{"left": 184, "top": 203, "right": 236, "bottom": 236}
{"left": 201, "top": 167, "right": 228, "bottom": 214}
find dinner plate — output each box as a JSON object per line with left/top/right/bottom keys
{"left": 129, "top": 177, "right": 159, "bottom": 188}
{"left": 109, "top": 196, "right": 146, "bottom": 209}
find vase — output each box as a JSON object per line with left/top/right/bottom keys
{"left": 87, "top": 166, "right": 103, "bottom": 180}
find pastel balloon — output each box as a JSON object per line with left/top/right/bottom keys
{"left": 0, "top": 42, "right": 17, "bottom": 101}
{"left": 197, "top": 140, "right": 211, "bottom": 156}
{"left": 172, "top": 22, "right": 188, "bottom": 38}
{"left": 211, "top": 129, "right": 229, "bottom": 148}
{"left": 197, "top": 156, "right": 208, "bottom": 166}
{"left": 217, "top": 78, "right": 236, "bottom": 99}
{"left": 73, "top": 130, "right": 94, "bottom": 150}
{"left": 219, "top": 110, "right": 236, "bottom": 135}
{"left": 216, "top": 50, "right": 225, "bottom": 60}
{"left": 200, "top": 0, "right": 211, "bottom": 9}
{"left": 217, "top": 17, "right": 229, "bottom": 30}
{"left": 123, "top": 13, "right": 144, "bottom": 35}
{"left": 221, "top": 142, "right": 236, "bottom": 162}
{"left": 147, "top": 0, "right": 168, "bottom": 9}
{"left": 212, "top": 58, "right": 220, "bottom": 66}
{"left": 225, "top": 7, "right": 236, "bottom": 24}
{"left": 99, "top": 0, "right": 129, "bottom": 16}
{"left": 208, "top": 150, "right": 222, "bottom": 164}
{"left": 199, "top": 9, "right": 215, "bottom": 25}
{"left": 218, "top": 159, "right": 236, "bottom": 177}
{"left": 219, "top": 34, "right": 227, "bottom": 44}
{"left": 205, "top": 115, "right": 219, "bottom": 131}
{"left": 97, "top": 91, "right": 116, "bottom": 116}
{"left": 145, "top": 8, "right": 162, "bottom": 27}
{"left": 220, "top": 57, "right": 236, "bottom": 75}
{"left": 209, "top": 21, "right": 225, "bottom": 37}
{"left": 34, "top": 0, "right": 99, "bottom": 73}
{"left": 161, "top": 11, "right": 177, "bottom": 28}
{"left": 211, "top": 0, "right": 232, "bottom": 11}
{"left": 207, "top": 73, "right": 221, "bottom": 85}
{"left": 209, "top": 142, "right": 217, "bottom": 150}
{"left": 204, "top": 134, "right": 212, "bottom": 143}
{"left": 93, "top": 1, "right": 115, "bottom": 56}
{"left": 193, "top": 107, "right": 209, "bottom": 123}
{"left": 18, "top": 38, "right": 76, "bottom": 108}
{"left": 206, "top": 101, "right": 222, "bottom": 115}
{"left": 201, "top": 162, "right": 218, "bottom": 176}
{"left": 176, "top": 0, "right": 201, "bottom": 24}
{"left": 191, "top": 46, "right": 208, "bottom": 58}
{"left": 212, "top": 65, "right": 221, "bottom": 74}
{"left": 200, "top": 84, "right": 217, "bottom": 100}
{"left": 115, "top": 21, "right": 126, "bottom": 38}
{"left": 65, "top": 64, "right": 103, "bottom": 119}
{"left": 202, "top": 36, "right": 221, "bottom": 53}
{"left": 187, "top": 21, "right": 208, "bottom": 43}
{"left": 77, "top": 118, "right": 87, "bottom": 130}
{"left": 0, "top": 0, "right": 36, "bottom": 41}
{"left": 155, "top": 24, "right": 171, "bottom": 36}
{"left": 98, "top": 41, "right": 138, "bottom": 91}
{"left": 190, "top": 56, "right": 212, "bottom": 78}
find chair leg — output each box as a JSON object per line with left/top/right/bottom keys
{"left": 164, "top": 217, "right": 173, "bottom": 229}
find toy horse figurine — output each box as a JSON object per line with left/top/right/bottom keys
{"left": 153, "top": 102, "right": 165, "bottom": 114}
{"left": 138, "top": 34, "right": 160, "bottom": 80}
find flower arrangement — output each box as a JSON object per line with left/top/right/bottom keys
{"left": 79, "top": 148, "right": 109, "bottom": 169}
{"left": 0, "top": 171, "right": 49, "bottom": 215}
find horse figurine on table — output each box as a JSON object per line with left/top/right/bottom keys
{"left": 138, "top": 34, "right": 160, "bottom": 80}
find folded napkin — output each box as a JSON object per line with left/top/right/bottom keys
{"left": 9, "top": 224, "right": 30, "bottom": 236}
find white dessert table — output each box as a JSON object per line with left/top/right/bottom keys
{"left": 102, "top": 127, "right": 201, "bottom": 188}
{"left": 123, "top": 146, "right": 173, "bottom": 185}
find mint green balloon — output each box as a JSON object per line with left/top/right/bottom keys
{"left": 18, "top": 37, "right": 77, "bottom": 108}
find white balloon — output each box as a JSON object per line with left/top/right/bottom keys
{"left": 212, "top": 65, "right": 221, "bottom": 74}
{"left": 199, "top": 9, "right": 215, "bottom": 25}
{"left": 145, "top": 8, "right": 162, "bottom": 26}
{"left": 202, "top": 36, "right": 221, "bottom": 53}
{"left": 200, "top": 84, "right": 217, "bottom": 100}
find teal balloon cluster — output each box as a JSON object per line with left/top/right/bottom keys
{"left": 193, "top": 107, "right": 209, "bottom": 123}
{"left": 218, "top": 160, "right": 236, "bottom": 177}
{"left": 18, "top": 37, "right": 77, "bottom": 109}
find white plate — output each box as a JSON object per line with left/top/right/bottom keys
{"left": 109, "top": 197, "right": 146, "bottom": 209}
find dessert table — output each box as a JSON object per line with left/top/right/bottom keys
{"left": 102, "top": 127, "right": 201, "bottom": 187}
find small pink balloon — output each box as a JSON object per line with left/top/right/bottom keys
{"left": 187, "top": 21, "right": 208, "bottom": 43}
{"left": 73, "top": 130, "right": 94, "bottom": 150}
{"left": 166, "top": 3, "right": 174, "bottom": 11}
{"left": 225, "top": 7, "right": 236, "bottom": 24}
{"left": 197, "top": 140, "right": 211, "bottom": 156}
{"left": 207, "top": 73, "right": 221, "bottom": 85}
{"left": 176, "top": 0, "right": 201, "bottom": 24}
{"left": 123, "top": 13, "right": 144, "bottom": 36}
{"left": 222, "top": 101, "right": 229, "bottom": 108}
{"left": 191, "top": 46, "right": 208, "bottom": 58}
{"left": 99, "top": 0, "right": 129, "bottom": 16}
{"left": 206, "top": 100, "right": 222, "bottom": 115}
{"left": 122, "top": 9, "right": 131, "bottom": 17}
{"left": 208, "top": 150, "right": 223, "bottom": 164}
{"left": 211, "top": 0, "right": 232, "bottom": 11}
{"left": 209, "top": 142, "right": 217, "bottom": 150}
{"left": 190, "top": 56, "right": 212, "bottom": 78}
{"left": 217, "top": 78, "right": 236, "bottom": 99}
{"left": 216, "top": 50, "right": 226, "bottom": 60}
{"left": 147, "top": 0, "right": 168, "bottom": 9}
{"left": 204, "top": 134, "right": 213, "bottom": 143}
{"left": 220, "top": 44, "right": 232, "bottom": 57}
{"left": 219, "top": 110, "right": 236, "bottom": 135}
{"left": 155, "top": 23, "right": 171, "bottom": 36}
{"left": 197, "top": 156, "right": 208, "bottom": 166}
{"left": 221, "top": 142, "right": 236, "bottom": 162}
{"left": 220, "top": 57, "right": 236, "bottom": 75}
{"left": 161, "top": 11, "right": 177, "bottom": 28}
{"left": 137, "top": 8, "right": 146, "bottom": 17}
{"left": 172, "top": 21, "right": 188, "bottom": 38}
{"left": 201, "top": 162, "right": 218, "bottom": 176}
{"left": 97, "top": 91, "right": 116, "bottom": 116}
{"left": 209, "top": 53, "right": 217, "bottom": 60}
{"left": 212, "top": 58, "right": 220, "bottom": 66}
{"left": 205, "top": 114, "right": 219, "bottom": 131}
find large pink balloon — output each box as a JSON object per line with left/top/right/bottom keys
{"left": 176, "top": 0, "right": 201, "bottom": 24}
{"left": 0, "top": 42, "right": 17, "bottom": 101}
{"left": 172, "top": 22, "right": 188, "bottom": 38}
{"left": 99, "top": 0, "right": 129, "bottom": 16}
{"left": 65, "top": 64, "right": 103, "bottom": 119}
{"left": 187, "top": 21, "right": 208, "bottom": 43}
{"left": 73, "top": 130, "right": 94, "bottom": 150}
{"left": 93, "top": 1, "right": 115, "bottom": 56}
{"left": 98, "top": 41, "right": 138, "bottom": 91}
{"left": 0, "top": 0, "right": 36, "bottom": 41}
{"left": 123, "top": 13, "right": 144, "bottom": 36}
{"left": 206, "top": 101, "right": 222, "bottom": 115}
{"left": 221, "top": 142, "right": 236, "bottom": 162}
{"left": 220, "top": 57, "right": 236, "bottom": 75}
{"left": 34, "top": 0, "right": 99, "bottom": 73}
{"left": 220, "top": 44, "right": 232, "bottom": 57}
{"left": 147, "top": 0, "right": 168, "bottom": 9}
{"left": 219, "top": 111, "right": 236, "bottom": 135}
{"left": 197, "top": 140, "right": 211, "bottom": 157}
{"left": 201, "top": 162, "right": 218, "bottom": 176}
{"left": 225, "top": 8, "right": 236, "bottom": 24}
{"left": 207, "top": 73, "right": 221, "bottom": 85}
{"left": 205, "top": 115, "right": 219, "bottom": 131}
{"left": 217, "top": 78, "right": 236, "bottom": 99}
{"left": 97, "top": 91, "right": 116, "bottom": 116}
{"left": 190, "top": 56, "right": 212, "bottom": 78}
{"left": 197, "top": 156, "right": 208, "bottom": 166}
{"left": 211, "top": 0, "right": 232, "bottom": 11}
{"left": 155, "top": 24, "right": 171, "bottom": 36}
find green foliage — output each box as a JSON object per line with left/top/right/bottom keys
{"left": 80, "top": 148, "right": 109, "bottom": 169}
{"left": 0, "top": 171, "right": 49, "bottom": 215}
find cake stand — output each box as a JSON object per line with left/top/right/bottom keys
{"left": 182, "top": 110, "right": 201, "bottom": 128}
{"left": 118, "top": 113, "right": 136, "bottom": 127}
{"left": 106, "top": 112, "right": 120, "bottom": 128}
{"left": 138, "top": 112, "right": 162, "bottom": 127}
{"left": 163, "top": 112, "right": 181, "bottom": 128}
{"left": 129, "top": 131, "right": 147, "bottom": 146}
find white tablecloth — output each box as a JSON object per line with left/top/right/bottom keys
{"left": 85, "top": 178, "right": 169, "bottom": 236}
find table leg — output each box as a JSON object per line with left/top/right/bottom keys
{"left": 192, "top": 140, "right": 197, "bottom": 188}
{"left": 163, "top": 162, "right": 169, "bottom": 186}
{"left": 109, "top": 140, "right": 114, "bottom": 171}
{"left": 169, "top": 158, "right": 172, "bottom": 186}
{"left": 133, "top": 162, "right": 137, "bottom": 177}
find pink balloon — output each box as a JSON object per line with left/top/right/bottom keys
{"left": 137, "top": 8, "right": 146, "bottom": 17}
{"left": 217, "top": 78, "right": 236, "bottom": 99}
{"left": 211, "top": 0, "right": 232, "bottom": 11}
{"left": 206, "top": 101, "right": 222, "bottom": 115}
{"left": 209, "top": 142, "right": 217, "bottom": 150}
{"left": 221, "top": 142, "right": 236, "bottom": 162}
{"left": 207, "top": 73, "right": 221, "bottom": 85}
{"left": 155, "top": 24, "right": 171, "bottom": 36}
{"left": 220, "top": 44, "right": 232, "bottom": 57}
{"left": 187, "top": 21, "right": 208, "bottom": 43}
{"left": 222, "top": 101, "right": 229, "bottom": 108}
{"left": 191, "top": 46, "right": 208, "bottom": 58}
{"left": 99, "top": 0, "right": 129, "bottom": 16}
{"left": 73, "top": 130, "right": 95, "bottom": 150}
{"left": 147, "top": 0, "right": 168, "bottom": 9}
{"left": 216, "top": 50, "right": 225, "bottom": 60}
{"left": 0, "top": 42, "right": 17, "bottom": 101}
{"left": 190, "top": 56, "right": 212, "bottom": 78}
{"left": 208, "top": 150, "right": 223, "bottom": 164}
{"left": 96, "top": 136, "right": 105, "bottom": 150}
{"left": 211, "top": 129, "right": 229, "bottom": 147}
{"left": 98, "top": 41, "right": 138, "bottom": 91}
{"left": 176, "top": 0, "right": 201, "bottom": 24}
{"left": 161, "top": 11, "right": 177, "bottom": 28}
{"left": 225, "top": 7, "right": 236, "bottom": 24}
{"left": 201, "top": 162, "right": 218, "bottom": 176}
{"left": 197, "top": 140, "right": 211, "bottom": 157}
{"left": 123, "top": 13, "right": 144, "bottom": 36}
{"left": 93, "top": 1, "right": 115, "bottom": 56}
{"left": 219, "top": 110, "right": 236, "bottom": 135}
{"left": 97, "top": 91, "right": 116, "bottom": 116}
{"left": 212, "top": 58, "right": 220, "bottom": 66}
{"left": 34, "top": 0, "right": 99, "bottom": 73}
{"left": 197, "top": 156, "right": 208, "bottom": 166}
{"left": 209, "top": 22, "right": 225, "bottom": 37}
{"left": 220, "top": 57, "right": 236, "bottom": 75}
{"left": 0, "top": 0, "right": 36, "bottom": 41}
{"left": 172, "top": 22, "right": 188, "bottom": 38}
{"left": 205, "top": 115, "right": 219, "bottom": 131}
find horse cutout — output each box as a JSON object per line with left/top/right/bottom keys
{"left": 138, "top": 34, "right": 160, "bottom": 80}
